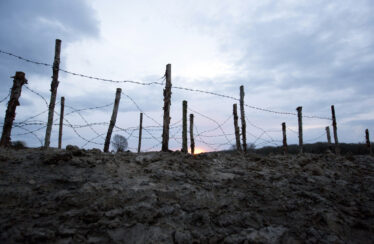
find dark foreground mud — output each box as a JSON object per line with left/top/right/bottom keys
{"left": 0, "top": 147, "right": 373, "bottom": 243}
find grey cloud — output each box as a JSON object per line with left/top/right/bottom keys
{"left": 0, "top": 0, "right": 99, "bottom": 92}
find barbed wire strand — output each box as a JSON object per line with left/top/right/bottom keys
{"left": 0, "top": 49, "right": 331, "bottom": 120}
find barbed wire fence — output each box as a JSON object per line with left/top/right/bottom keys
{"left": 0, "top": 48, "right": 336, "bottom": 153}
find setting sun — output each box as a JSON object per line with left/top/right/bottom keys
{"left": 192, "top": 147, "right": 206, "bottom": 155}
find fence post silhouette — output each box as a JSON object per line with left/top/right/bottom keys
{"left": 365, "top": 129, "right": 372, "bottom": 155}
{"left": 0, "top": 72, "right": 27, "bottom": 147}
{"left": 325, "top": 126, "right": 332, "bottom": 151}
{"left": 233, "top": 104, "right": 241, "bottom": 151}
{"left": 240, "top": 85, "right": 247, "bottom": 152}
{"left": 104, "top": 88, "right": 121, "bottom": 152}
{"left": 182, "top": 100, "right": 188, "bottom": 153}
{"left": 282, "top": 122, "right": 287, "bottom": 155}
{"left": 296, "top": 106, "right": 303, "bottom": 153}
{"left": 162, "top": 64, "right": 172, "bottom": 152}
{"left": 58, "top": 96, "right": 65, "bottom": 149}
{"left": 190, "top": 114, "right": 195, "bottom": 155}
{"left": 331, "top": 105, "right": 340, "bottom": 155}
{"left": 44, "top": 39, "right": 62, "bottom": 148}
{"left": 137, "top": 112, "right": 143, "bottom": 153}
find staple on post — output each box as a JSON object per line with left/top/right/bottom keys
{"left": 162, "top": 64, "right": 172, "bottom": 152}
{"left": 365, "top": 129, "right": 372, "bottom": 155}
{"left": 44, "top": 39, "right": 62, "bottom": 148}
{"left": 240, "top": 86, "right": 247, "bottom": 152}
{"left": 233, "top": 104, "right": 241, "bottom": 151}
{"left": 296, "top": 106, "right": 303, "bottom": 154}
{"left": 137, "top": 112, "right": 143, "bottom": 153}
{"left": 331, "top": 105, "right": 340, "bottom": 155}
{"left": 0, "top": 72, "right": 27, "bottom": 147}
{"left": 181, "top": 100, "right": 188, "bottom": 153}
{"left": 58, "top": 96, "right": 65, "bottom": 149}
{"left": 190, "top": 114, "right": 195, "bottom": 155}
{"left": 282, "top": 122, "right": 287, "bottom": 155}
{"left": 104, "top": 88, "right": 122, "bottom": 152}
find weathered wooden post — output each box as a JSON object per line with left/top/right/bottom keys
{"left": 181, "top": 100, "right": 188, "bottom": 153}
{"left": 365, "top": 129, "right": 372, "bottom": 155}
{"left": 282, "top": 122, "right": 287, "bottom": 155}
{"left": 233, "top": 104, "right": 241, "bottom": 151}
{"left": 296, "top": 106, "right": 303, "bottom": 154}
{"left": 137, "top": 112, "right": 143, "bottom": 153}
{"left": 0, "top": 72, "right": 27, "bottom": 147}
{"left": 104, "top": 88, "right": 122, "bottom": 152}
{"left": 44, "top": 39, "right": 62, "bottom": 148}
{"left": 325, "top": 126, "right": 332, "bottom": 150}
{"left": 331, "top": 105, "right": 340, "bottom": 155}
{"left": 58, "top": 96, "right": 65, "bottom": 149}
{"left": 162, "top": 64, "right": 172, "bottom": 152}
{"left": 190, "top": 114, "right": 195, "bottom": 155}
{"left": 240, "top": 86, "right": 247, "bottom": 152}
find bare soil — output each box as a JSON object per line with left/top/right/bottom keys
{"left": 0, "top": 147, "right": 373, "bottom": 243}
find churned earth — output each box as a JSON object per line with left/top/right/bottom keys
{"left": 0, "top": 147, "right": 373, "bottom": 243}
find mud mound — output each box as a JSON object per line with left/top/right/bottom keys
{"left": 0, "top": 148, "right": 373, "bottom": 243}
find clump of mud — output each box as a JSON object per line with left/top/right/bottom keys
{"left": 0, "top": 147, "right": 373, "bottom": 243}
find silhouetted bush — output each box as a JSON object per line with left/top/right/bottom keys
{"left": 11, "top": 141, "right": 27, "bottom": 150}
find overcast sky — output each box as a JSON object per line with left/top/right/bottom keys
{"left": 0, "top": 0, "right": 373, "bottom": 152}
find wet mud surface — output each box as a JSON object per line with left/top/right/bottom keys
{"left": 0, "top": 147, "right": 373, "bottom": 243}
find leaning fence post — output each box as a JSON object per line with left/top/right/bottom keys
{"left": 0, "top": 72, "right": 27, "bottom": 147}
{"left": 233, "top": 104, "right": 242, "bottom": 151}
{"left": 325, "top": 126, "right": 332, "bottom": 151}
{"left": 44, "top": 39, "right": 62, "bottom": 148}
{"left": 58, "top": 96, "right": 65, "bottom": 149}
{"left": 162, "top": 64, "right": 172, "bottom": 152}
{"left": 365, "top": 129, "right": 372, "bottom": 155}
{"left": 331, "top": 105, "right": 340, "bottom": 155}
{"left": 282, "top": 122, "right": 287, "bottom": 155}
{"left": 137, "top": 112, "right": 143, "bottom": 153}
{"left": 190, "top": 114, "right": 195, "bottom": 155}
{"left": 181, "top": 100, "right": 188, "bottom": 153}
{"left": 240, "top": 85, "right": 247, "bottom": 152}
{"left": 104, "top": 88, "right": 122, "bottom": 152}
{"left": 296, "top": 106, "right": 303, "bottom": 154}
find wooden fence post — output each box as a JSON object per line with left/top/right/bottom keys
{"left": 282, "top": 122, "right": 287, "bottom": 155}
{"left": 162, "top": 64, "right": 172, "bottom": 152}
{"left": 240, "top": 85, "right": 247, "bottom": 152}
{"left": 137, "top": 112, "right": 143, "bottom": 153}
{"left": 190, "top": 114, "right": 195, "bottom": 155}
{"left": 104, "top": 88, "right": 122, "bottom": 152}
{"left": 233, "top": 104, "right": 241, "bottom": 151}
{"left": 44, "top": 39, "right": 62, "bottom": 148}
{"left": 0, "top": 72, "right": 27, "bottom": 147}
{"left": 296, "top": 106, "right": 303, "bottom": 154}
{"left": 325, "top": 126, "right": 332, "bottom": 150}
{"left": 331, "top": 105, "right": 340, "bottom": 155}
{"left": 182, "top": 100, "right": 188, "bottom": 153}
{"left": 58, "top": 96, "right": 65, "bottom": 149}
{"left": 365, "top": 129, "right": 372, "bottom": 155}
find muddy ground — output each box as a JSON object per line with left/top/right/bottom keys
{"left": 0, "top": 147, "right": 373, "bottom": 243}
